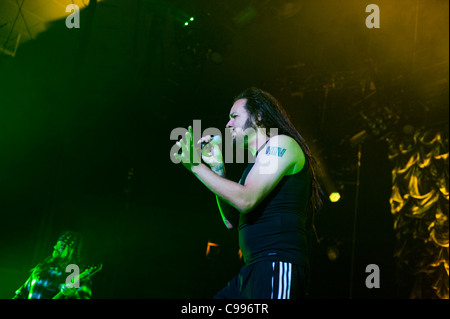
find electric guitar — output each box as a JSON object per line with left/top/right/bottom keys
{"left": 52, "top": 264, "right": 102, "bottom": 299}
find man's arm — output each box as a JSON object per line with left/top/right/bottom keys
{"left": 216, "top": 195, "right": 238, "bottom": 229}
{"left": 190, "top": 135, "right": 305, "bottom": 215}
{"left": 210, "top": 164, "right": 239, "bottom": 229}
{"left": 12, "top": 277, "right": 31, "bottom": 299}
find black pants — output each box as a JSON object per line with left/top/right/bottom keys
{"left": 214, "top": 261, "right": 308, "bottom": 299}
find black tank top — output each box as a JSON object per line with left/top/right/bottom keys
{"left": 238, "top": 149, "right": 311, "bottom": 267}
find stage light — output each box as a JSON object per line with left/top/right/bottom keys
{"left": 184, "top": 17, "right": 195, "bottom": 27}
{"left": 0, "top": 0, "right": 105, "bottom": 55}
{"left": 206, "top": 241, "right": 219, "bottom": 257}
{"left": 329, "top": 192, "right": 341, "bottom": 203}
{"left": 326, "top": 245, "right": 340, "bottom": 261}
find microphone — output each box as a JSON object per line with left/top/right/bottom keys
{"left": 178, "top": 135, "right": 222, "bottom": 155}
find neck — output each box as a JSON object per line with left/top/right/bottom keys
{"left": 247, "top": 129, "right": 270, "bottom": 157}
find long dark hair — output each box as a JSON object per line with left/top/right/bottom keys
{"left": 234, "top": 87, "right": 323, "bottom": 213}
{"left": 31, "top": 231, "right": 85, "bottom": 278}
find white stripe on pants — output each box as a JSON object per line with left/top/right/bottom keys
{"left": 272, "top": 262, "right": 292, "bottom": 299}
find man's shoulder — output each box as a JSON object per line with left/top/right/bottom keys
{"left": 268, "top": 134, "right": 297, "bottom": 144}
{"left": 264, "top": 135, "right": 305, "bottom": 174}
{"left": 265, "top": 135, "right": 300, "bottom": 155}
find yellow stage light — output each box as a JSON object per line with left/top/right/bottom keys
{"left": 329, "top": 192, "right": 341, "bottom": 203}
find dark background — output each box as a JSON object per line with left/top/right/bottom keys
{"left": 0, "top": 0, "right": 448, "bottom": 298}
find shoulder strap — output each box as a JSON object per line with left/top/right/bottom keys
{"left": 255, "top": 138, "right": 270, "bottom": 157}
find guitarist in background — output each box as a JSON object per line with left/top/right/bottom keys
{"left": 13, "top": 231, "right": 92, "bottom": 299}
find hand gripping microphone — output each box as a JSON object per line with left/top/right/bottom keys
{"left": 178, "top": 135, "right": 222, "bottom": 155}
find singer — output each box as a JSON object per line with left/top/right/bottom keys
{"left": 173, "top": 87, "right": 322, "bottom": 299}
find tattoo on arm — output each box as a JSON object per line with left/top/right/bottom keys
{"left": 266, "top": 146, "right": 287, "bottom": 157}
